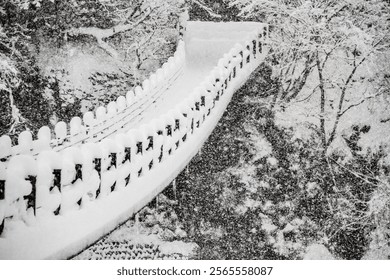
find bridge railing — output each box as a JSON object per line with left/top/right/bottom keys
{"left": 0, "top": 41, "right": 186, "bottom": 158}
{"left": 0, "top": 23, "right": 268, "bottom": 240}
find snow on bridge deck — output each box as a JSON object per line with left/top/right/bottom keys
{"left": 0, "top": 21, "right": 268, "bottom": 259}
{"left": 115, "top": 21, "right": 264, "bottom": 129}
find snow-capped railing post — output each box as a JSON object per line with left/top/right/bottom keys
{"left": 35, "top": 151, "right": 63, "bottom": 217}
{"left": 98, "top": 139, "right": 119, "bottom": 195}
{"left": 60, "top": 147, "right": 84, "bottom": 213}
{"left": 70, "top": 117, "right": 84, "bottom": 145}
{"left": 141, "top": 125, "right": 154, "bottom": 171}
{"left": 83, "top": 111, "right": 95, "bottom": 142}
{"left": 123, "top": 147, "right": 132, "bottom": 185}
{"left": 161, "top": 114, "right": 174, "bottom": 157}
{"left": 127, "top": 130, "right": 146, "bottom": 178}
{"left": 74, "top": 163, "right": 83, "bottom": 207}
{"left": 184, "top": 101, "right": 195, "bottom": 135}
{"left": 54, "top": 122, "right": 67, "bottom": 148}
{"left": 154, "top": 120, "right": 166, "bottom": 164}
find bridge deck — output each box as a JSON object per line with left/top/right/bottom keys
{"left": 122, "top": 21, "right": 263, "bottom": 129}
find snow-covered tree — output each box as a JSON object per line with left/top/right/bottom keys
{"left": 228, "top": 0, "right": 390, "bottom": 153}
{"left": 66, "top": 0, "right": 184, "bottom": 59}
{"left": 0, "top": 0, "right": 184, "bottom": 136}
{"left": 0, "top": 1, "right": 53, "bottom": 136}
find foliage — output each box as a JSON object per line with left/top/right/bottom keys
{"left": 187, "top": 0, "right": 239, "bottom": 21}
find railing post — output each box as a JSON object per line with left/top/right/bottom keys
{"left": 165, "top": 124, "right": 173, "bottom": 155}
{"left": 94, "top": 158, "right": 102, "bottom": 198}
{"left": 73, "top": 164, "right": 83, "bottom": 182}
{"left": 109, "top": 153, "right": 117, "bottom": 192}
{"left": 136, "top": 142, "right": 143, "bottom": 177}
{"left": 246, "top": 45, "right": 251, "bottom": 63}
{"left": 263, "top": 25, "right": 268, "bottom": 40}
{"left": 200, "top": 96, "right": 206, "bottom": 123}
{"left": 191, "top": 116, "right": 194, "bottom": 134}
{"left": 51, "top": 169, "right": 62, "bottom": 193}
{"left": 0, "top": 180, "right": 4, "bottom": 201}
{"left": 24, "top": 175, "right": 37, "bottom": 216}
{"left": 124, "top": 147, "right": 131, "bottom": 163}
{"left": 72, "top": 164, "right": 83, "bottom": 206}
{"left": 180, "top": 115, "right": 188, "bottom": 142}
{"left": 258, "top": 29, "right": 264, "bottom": 53}
{"left": 52, "top": 169, "right": 62, "bottom": 215}
{"left": 156, "top": 130, "right": 164, "bottom": 163}
{"left": 174, "top": 119, "right": 181, "bottom": 149}
{"left": 0, "top": 179, "right": 5, "bottom": 235}
{"left": 146, "top": 136, "right": 154, "bottom": 170}
{"left": 124, "top": 147, "right": 131, "bottom": 185}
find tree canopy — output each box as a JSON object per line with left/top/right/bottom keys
{"left": 227, "top": 0, "right": 390, "bottom": 152}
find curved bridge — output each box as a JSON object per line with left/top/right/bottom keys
{"left": 0, "top": 21, "right": 268, "bottom": 259}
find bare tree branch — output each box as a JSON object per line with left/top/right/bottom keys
{"left": 316, "top": 52, "right": 327, "bottom": 150}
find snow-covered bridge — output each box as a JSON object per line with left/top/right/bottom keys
{"left": 0, "top": 20, "right": 268, "bottom": 259}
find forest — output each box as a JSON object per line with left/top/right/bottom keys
{"left": 1, "top": 0, "right": 390, "bottom": 259}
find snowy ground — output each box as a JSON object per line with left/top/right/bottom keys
{"left": 73, "top": 194, "right": 198, "bottom": 260}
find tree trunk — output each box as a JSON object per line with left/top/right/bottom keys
{"left": 316, "top": 55, "right": 327, "bottom": 155}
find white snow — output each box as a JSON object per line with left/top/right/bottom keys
{"left": 0, "top": 135, "right": 12, "bottom": 158}
{"left": 159, "top": 241, "right": 198, "bottom": 256}
{"left": 0, "top": 21, "right": 267, "bottom": 259}
{"left": 303, "top": 244, "right": 335, "bottom": 260}
{"left": 55, "top": 121, "right": 67, "bottom": 140}
{"left": 17, "top": 130, "right": 33, "bottom": 154}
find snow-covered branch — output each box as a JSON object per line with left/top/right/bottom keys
{"left": 191, "top": 0, "right": 222, "bottom": 18}
{"left": 67, "top": 7, "right": 154, "bottom": 57}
